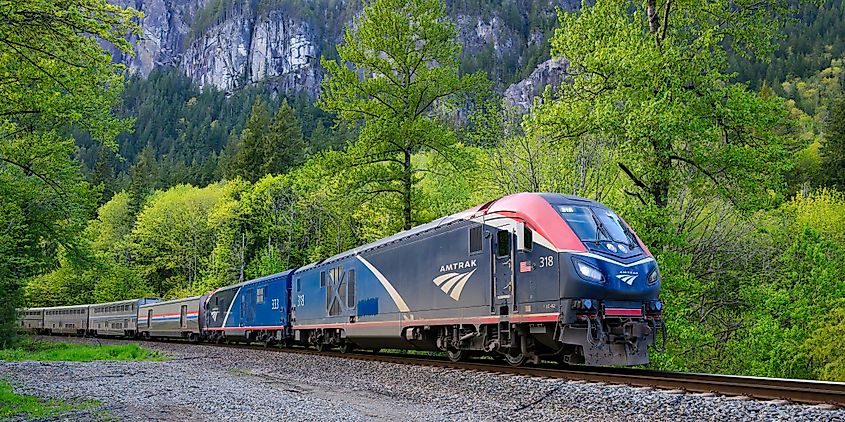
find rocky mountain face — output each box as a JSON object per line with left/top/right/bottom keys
{"left": 112, "top": 0, "right": 575, "bottom": 101}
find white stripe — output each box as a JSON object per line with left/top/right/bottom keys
{"left": 357, "top": 256, "right": 410, "bottom": 313}
{"left": 433, "top": 272, "right": 459, "bottom": 287}
{"left": 448, "top": 270, "right": 476, "bottom": 300}
{"left": 571, "top": 252, "right": 655, "bottom": 268}
{"left": 440, "top": 273, "right": 465, "bottom": 293}
{"left": 221, "top": 286, "right": 241, "bottom": 328}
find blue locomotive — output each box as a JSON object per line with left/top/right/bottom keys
{"left": 290, "top": 193, "right": 662, "bottom": 366}
{"left": 19, "top": 193, "right": 663, "bottom": 367}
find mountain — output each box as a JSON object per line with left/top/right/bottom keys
{"left": 109, "top": 0, "right": 578, "bottom": 98}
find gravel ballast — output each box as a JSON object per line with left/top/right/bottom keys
{"left": 2, "top": 337, "right": 843, "bottom": 421}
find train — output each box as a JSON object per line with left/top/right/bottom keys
{"left": 18, "top": 193, "right": 664, "bottom": 366}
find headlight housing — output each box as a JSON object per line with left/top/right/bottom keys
{"left": 648, "top": 267, "right": 660, "bottom": 285}
{"left": 574, "top": 259, "right": 604, "bottom": 284}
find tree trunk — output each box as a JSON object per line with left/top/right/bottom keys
{"left": 647, "top": 0, "right": 659, "bottom": 33}
{"left": 403, "top": 148, "right": 412, "bottom": 230}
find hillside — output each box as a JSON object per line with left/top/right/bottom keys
{"left": 109, "top": 0, "right": 576, "bottom": 96}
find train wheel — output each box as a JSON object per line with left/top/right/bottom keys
{"left": 338, "top": 342, "right": 353, "bottom": 354}
{"left": 447, "top": 348, "right": 465, "bottom": 362}
{"left": 505, "top": 352, "right": 526, "bottom": 367}
{"left": 315, "top": 341, "right": 325, "bottom": 352}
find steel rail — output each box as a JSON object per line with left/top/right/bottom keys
{"left": 32, "top": 335, "right": 845, "bottom": 407}
{"left": 244, "top": 346, "right": 845, "bottom": 407}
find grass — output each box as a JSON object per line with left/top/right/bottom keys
{"left": 0, "top": 380, "right": 99, "bottom": 419}
{"left": 0, "top": 338, "right": 167, "bottom": 362}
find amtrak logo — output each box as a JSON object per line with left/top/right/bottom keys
{"left": 616, "top": 271, "right": 639, "bottom": 285}
{"left": 210, "top": 309, "right": 219, "bottom": 322}
{"left": 433, "top": 269, "right": 477, "bottom": 301}
{"left": 439, "top": 259, "right": 477, "bottom": 273}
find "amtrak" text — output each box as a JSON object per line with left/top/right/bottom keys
{"left": 439, "top": 260, "right": 477, "bottom": 273}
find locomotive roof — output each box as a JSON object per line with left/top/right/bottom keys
{"left": 213, "top": 269, "right": 296, "bottom": 293}
{"left": 139, "top": 295, "right": 202, "bottom": 307}
{"left": 296, "top": 192, "right": 608, "bottom": 272}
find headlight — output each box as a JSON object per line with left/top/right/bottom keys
{"left": 574, "top": 259, "right": 604, "bottom": 283}
{"left": 648, "top": 267, "right": 660, "bottom": 285}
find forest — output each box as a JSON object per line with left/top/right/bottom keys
{"left": 1, "top": 0, "right": 844, "bottom": 382}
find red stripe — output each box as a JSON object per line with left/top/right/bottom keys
{"left": 294, "top": 313, "right": 560, "bottom": 330}
{"left": 510, "top": 313, "right": 559, "bottom": 323}
{"left": 146, "top": 312, "right": 198, "bottom": 318}
{"left": 206, "top": 326, "right": 286, "bottom": 331}
{"left": 605, "top": 308, "right": 642, "bottom": 317}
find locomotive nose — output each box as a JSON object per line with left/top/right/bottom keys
{"left": 559, "top": 252, "right": 661, "bottom": 302}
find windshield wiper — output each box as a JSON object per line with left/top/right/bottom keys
{"left": 589, "top": 210, "right": 612, "bottom": 242}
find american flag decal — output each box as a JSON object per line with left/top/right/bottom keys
{"left": 519, "top": 261, "right": 532, "bottom": 273}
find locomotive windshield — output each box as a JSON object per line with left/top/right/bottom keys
{"left": 556, "top": 205, "right": 636, "bottom": 246}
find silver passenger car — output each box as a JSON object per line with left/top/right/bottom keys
{"left": 89, "top": 298, "right": 160, "bottom": 337}
{"left": 138, "top": 296, "right": 205, "bottom": 341}
{"left": 18, "top": 308, "right": 44, "bottom": 333}
{"left": 43, "top": 304, "right": 89, "bottom": 335}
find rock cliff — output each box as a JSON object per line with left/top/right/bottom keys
{"left": 112, "top": 0, "right": 576, "bottom": 101}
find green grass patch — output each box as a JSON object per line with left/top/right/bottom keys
{"left": 0, "top": 339, "right": 166, "bottom": 362}
{"left": 0, "top": 380, "right": 98, "bottom": 419}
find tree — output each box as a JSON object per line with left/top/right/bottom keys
{"left": 264, "top": 99, "right": 306, "bottom": 175}
{"left": 820, "top": 95, "right": 845, "bottom": 189}
{"left": 128, "top": 145, "right": 160, "bottom": 215}
{"left": 132, "top": 184, "right": 225, "bottom": 298}
{"left": 0, "top": 0, "right": 138, "bottom": 344}
{"left": 318, "top": 0, "right": 485, "bottom": 230}
{"left": 529, "top": 0, "right": 794, "bottom": 245}
{"left": 230, "top": 98, "right": 272, "bottom": 182}
{"left": 92, "top": 145, "right": 116, "bottom": 204}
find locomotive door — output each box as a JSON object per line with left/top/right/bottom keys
{"left": 493, "top": 228, "right": 514, "bottom": 314}
{"left": 180, "top": 305, "right": 187, "bottom": 328}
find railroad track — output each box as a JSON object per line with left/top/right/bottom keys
{"left": 35, "top": 335, "right": 845, "bottom": 407}
{"left": 216, "top": 343, "right": 845, "bottom": 407}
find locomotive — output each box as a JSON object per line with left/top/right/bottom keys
{"left": 19, "top": 193, "right": 663, "bottom": 367}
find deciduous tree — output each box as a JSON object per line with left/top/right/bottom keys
{"left": 0, "top": 0, "right": 139, "bottom": 343}
{"left": 318, "top": 0, "right": 485, "bottom": 230}
{"left": 530, "top": 0, "right": 795, "bottom": 244}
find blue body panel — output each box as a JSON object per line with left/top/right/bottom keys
{"left": 205, "top": 270, "right": 294, "bottom": 337}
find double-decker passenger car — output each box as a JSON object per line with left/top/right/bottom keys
{"left": 18, "top": 308, "right": 44, "bottom": 333}
{"left": 89, "top": 298, "right": 160, "bottom": 337}
{"left": 138, "top": 296, "right": 205, "bottom": 341}
{"left": 43, "top": 304, "right": 90, "bottom": 335}
{"left": 204, "top": 270, "right": 294, "bottom": 345}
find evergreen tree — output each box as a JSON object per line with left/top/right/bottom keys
{"left": 263, "top": 99, "right": 306, "bottom": 175}
{"left": 821, "top": 95, "right": 845, "bottom": 189}
{"left": 128, "top": 145, "right": 159, "bottom": 214}
{"left": 230, "top": 98, "right": 272, "bottom": 182}
{"left": 92, "top": 146, "right": 116, "bottom": 204}
{"left": 318, "top": 0, "right": 485, "bottom": 230}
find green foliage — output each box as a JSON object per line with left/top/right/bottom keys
{"left": 132, "top": 184, "right": 226, "bottom": 297}
{"left": 529, "top": 0, "right": 797, "bottom": 246}
{"left": 319, "top": 0, "right": 486, "bottom": 230}
{"left": 229, "top": 98, "right": 273, "bottom": 182}
{"left": 227, "top": 98, "right": 306, "bottom": 182}
{"left": 730, "top": 0, "right": 845, "bottom": 88}
{"left": 820, "top": 95, "right": 845, "bottom": 189}
{"left": 0, "top": 379, "right": 98, "bottom": 419}
{"left": 807, "top": 303, "right": 845, "bottom": 381}
{"left": 0, "top": 339, "right": 165, "bottom": 362}
{"left": 0, "top": 0, "right": 138, "bottom": 344}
